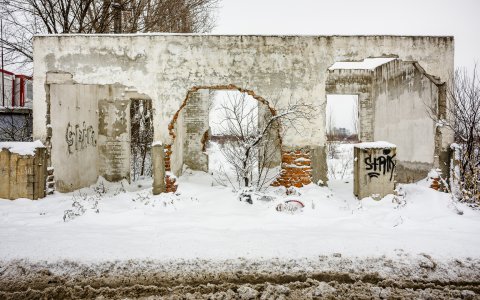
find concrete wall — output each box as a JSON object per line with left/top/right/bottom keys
{"left": 182, "top": 90, "right": 209, "bottom": 172}
{"left": 49, "top": 79, "right": 132, "bottom": 192}
{"left": 50, "top": 84, "right": 101, "bottom": 192}
{"left": 325, "top": 69, "right": 373, "bottom": 141}
{"left": 32, "top": 35, "right": 454, "bottom": 190}
{"left": 372, "top": 60, "right": 439, "bottom": 182}
{"left": 98, "top": 98, "right": 131, "bottom": 182}
{"left": 326, "top": 60, "right": 445, "bottom": 182}
{"left": 33, "top": 35, "right": 454, "bottom": 146}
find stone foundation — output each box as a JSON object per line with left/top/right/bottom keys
{"left": 272, "top": 148, "right": 312, "bottom": 188}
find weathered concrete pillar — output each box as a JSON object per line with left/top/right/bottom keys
{"left": 310, "top": 145, "right": 328, "bottom": 186}
{"left": 152, "top": 143, "right": 166, "bottom": 195}
{"left": 98, "top": 98, "right": 131, "bottom": 183}
{"left": 183, "top": 89, "right": 209, "bottom": 172}
{"left": 354, "top": 142, "right": 396, "bottom": 200}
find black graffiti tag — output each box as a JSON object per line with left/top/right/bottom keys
{"left": 364, "top": 149, "right": 396, "bottom": 181}
{"left": 66, "top": 122, "right": 97, "bottom": 154}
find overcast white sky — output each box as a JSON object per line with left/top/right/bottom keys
{"left": 212, "top": 0, "right": 479, "bottom": 132}
{"left": 212, "top": 0, "right": 479, "bottom": 69}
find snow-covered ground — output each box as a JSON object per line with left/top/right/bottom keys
{"left": 1, "top": 143, "right": 479, "bottom": 298}
{"left": 1, "top": 144, "right": 479, "bottom": 262}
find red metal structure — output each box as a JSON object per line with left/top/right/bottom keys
{"left": 0, "top": 69, "right": 32, "bottom": 108}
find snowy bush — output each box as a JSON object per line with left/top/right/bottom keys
{"left": 130, "top": 99, "right": 153, "bottom": 181}
{"left": 426, "top": 66, "right": 480, "bottom": 207}
{"left": 449, "top": 144, "right": 479, "bottom": 208}
{"left": 63, "top": 191, "right": 100, "bottom": 222}
{"left": 132, "top": 191, "right": 198, "bottom": 208}
{"left": 327, "top": 144, "right": 354, "bottom": 180}
{"left": 113, "top": 181, "right": 127, "bottom": 196}
{"left": 132, "top": 192, "right": 152, "bottom": 206}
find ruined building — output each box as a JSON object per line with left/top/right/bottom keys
{"left": 31, "top": 35, "right": 454, "bottom": 193}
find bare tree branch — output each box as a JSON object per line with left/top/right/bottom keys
{"left": 0, "top": 0, "right": 219, "bottom": 73}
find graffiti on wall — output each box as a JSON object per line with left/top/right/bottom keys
{"left": 364, "top": 149, "right": 396, "bottom": 181}
{"left": 66, "top": 122, "right": 97, "bottom": 154}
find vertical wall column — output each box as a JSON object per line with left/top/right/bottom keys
{"left": 258, "top": 104, "right": 282, "bottom": 168}
{"left": 358, "top": 93, "right": 374, "bottom": 142}
{"left": 152, "top": 143, "right": 166, "bottom": 195}
{"left": 98, "top": 99, "right": 131, "bottom": 182}
{"left": 183, "top": 90, "right": 210, "bottom": 172}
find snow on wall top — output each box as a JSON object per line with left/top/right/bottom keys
{"left": 33, "top": 33, "right": 455, "bottom": 38}
{"left": 0, "top": 140, "right": 45, "bottom": 155}
{"left": 355, "top": 141, "right": 396, "bottom": 149}
{"left": 328, "top": 58, "right": 397, "bottom": 71}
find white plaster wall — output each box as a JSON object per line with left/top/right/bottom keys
{"left": 33, "top": 35, "right": 454, "bottom": 152}
{"left": 49, "top": 84, "right": 99, "bottom": 192}
{"left": 373, "top": 61, "right": 438, "bottom": 164}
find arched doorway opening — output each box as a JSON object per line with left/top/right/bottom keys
{"left": 165, "top": 85, "right": 282, "bottom": 192}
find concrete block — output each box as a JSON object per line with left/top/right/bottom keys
{"left": 46, "top": 72, "right": 73, "bottom": 84}
{"left": 354, "top": 142, "right": 396, "bottom": 200}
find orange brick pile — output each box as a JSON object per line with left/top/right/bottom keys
{"left": 271, "top": 149, "right": 312, "bottom": 188}
{"left": 163, "top": 144, "right": 178, "bottom": 193}
{"left": 430, "top": 176, "right": 441, "bottom": 191}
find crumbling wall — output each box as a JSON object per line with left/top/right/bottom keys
{"left": 372, "top": 60, "right": 439, "bottom": 182}
{"left": 170, "top": 106, "right": 185, "bottom": 177}
{"left": 33, "top": 35, "right": 454, "bottom": 191}
{"left": 325, "top": 69, "right": 374, "bottom": 142}
{"left": 49, "top": 77, "right": 133, "bottom": 192}
{"left": 33, "top": 35, "right": 454, "bottom": 147}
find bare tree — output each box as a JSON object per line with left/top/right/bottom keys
{"left": 351, "top": 95, "right": 359, "bottom": 141}
{"left": 130, "top": 99, "right": 153, "bottom": 181}
{"left": 0, "top": 109, "right": 32, "bottom": 141}
{"left": 427, "top": 64, "right": 480, "bottom": 204}
{"left": 213, "top": 92, "right": 315, "bottom": 191}
{"left": 325, "top": 102, "right": 340, "bottom": 159}
{"left": 0, "top": 0, "right": 218, "bottom": 72}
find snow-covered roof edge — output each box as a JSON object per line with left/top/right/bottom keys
{"left": 33, "top": 33, "right": 454, "bottom": 38}
{"left": 354, "top": 141, "right": 396, "bottom": 149}
{"left": 328, "top": 58, "right": 397, "bottom": 71}
{"left": 0, "top": 140, "right": 45, "bottom": 156}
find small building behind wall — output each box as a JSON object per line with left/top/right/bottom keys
{"left": 326, "top": 58, "right": 448, "bottom": 182}
{"left": 32, "top": 34, "right": 454, "bottom": 193}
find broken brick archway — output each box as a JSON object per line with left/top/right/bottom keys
{"left": 163, "top": 85, "right": 279, "bottom": 193}
{"left": 160, "top": 84, "right": 315, "bottom": 193}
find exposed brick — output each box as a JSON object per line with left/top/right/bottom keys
{"left": 271, "top": 148, "right": 312, "bottom": 189}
